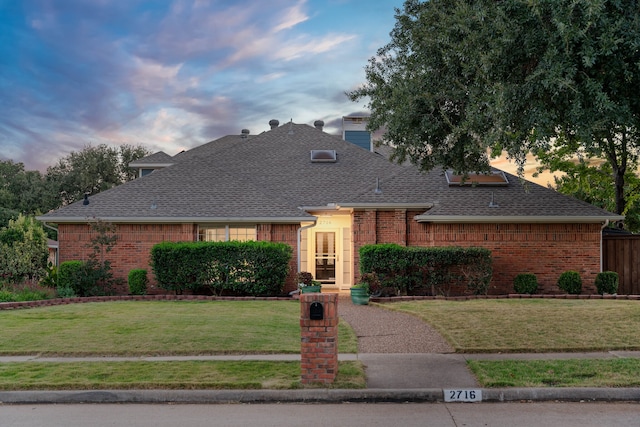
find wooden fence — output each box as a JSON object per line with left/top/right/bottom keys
{"left": 602, "top": 235, "right": 640, "bottom": 295}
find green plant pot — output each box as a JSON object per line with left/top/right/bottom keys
{"left": 350, "top": 287, "right": 369, "bottom": 305}
{"left": 301, "top": 285, "right": 321, "bottom": 294}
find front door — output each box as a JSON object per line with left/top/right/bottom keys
{"left": 314, "top": 231, "right": 336, "bottom": 285}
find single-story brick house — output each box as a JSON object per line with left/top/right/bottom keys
{"left": 38, "top": 119, "right": 623, "bottom": 295}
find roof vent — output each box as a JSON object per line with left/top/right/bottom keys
{"left": 310, "top": 150, "right": 337, "bottom": 163}
{"left": 269, "top": 119, "right": 279, "bottom": 129}
{"left": 241, "top": 129, "right": 250, "bottom": 138}
{"left": 314, "top": 120, "right": 324, "bottom": 131}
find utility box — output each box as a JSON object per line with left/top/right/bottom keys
{"left": 300, "top": 293, "right": 338, "bottom": 384}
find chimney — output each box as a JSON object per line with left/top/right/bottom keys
{"left": 241, "top": 129, "right": 250, "bottom": 138}
{"left": 314, "top": 120, "right": 324, "bottom": 131}
{"left": 269, "top": 119, "right": 279, "bottom": 129}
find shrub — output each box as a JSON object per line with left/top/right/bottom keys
{"left": 151, "top": 241, "right": 292, "bottom": 296}
{"left": 58, "top": 261, "right": 84, "bottom": 290}
{"left": 0, "top": 214, "right": 49, "bottom": 283}
{"left": 56, "top": 285, "right": 76, "bottom": 298}
{"left": 58, "top": 259, "right": 117, "bottom": 297}
{"left": 128, "top": 269, "right": 148, "bottom": 295}
{"left": 0, "top": 290, "right": 16, "bottom": 302}
{"left": 595, "top": 271, "right": 619, "bottom": 295}
{"left": 359, "top": 244, "right": 492, "bottom": 296}
{"left": 513, "top": 273, "right": 538, "bottom": 294}
{"left": 557, "top": 271, "right": 582, "bottom": 294}
{"left": 39, "top": 262, "right": 57, "bottom": 288}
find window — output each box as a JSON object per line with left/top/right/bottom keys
{"left": 198, "top": 225, "right": 256, "bottom": 242}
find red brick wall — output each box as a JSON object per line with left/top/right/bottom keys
{"left": 352, "top": 210, "right": 603, "bottom": 295}
{"left": 60, "top": 222, "right": 300, "bottom": 295}
{"left": 58, "top": 223, "right": 195, "bottom": 293}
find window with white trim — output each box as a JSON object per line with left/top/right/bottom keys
{"left": 198, "top": 225, "right": 257, "bottom": 242}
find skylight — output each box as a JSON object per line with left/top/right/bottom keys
{"left": 445, "top": 170, "right": 509, "bottom": 186}
{"left": 310, "top": 150, "right": 337, "bottom": 163}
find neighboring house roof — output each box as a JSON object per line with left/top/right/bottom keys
{"left": 38, "top": 122, "right": 623, "bottom": 224}
{"left": 128, "top": 151, "right": 175, "bottom": 169}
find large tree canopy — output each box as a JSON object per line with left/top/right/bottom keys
{"left": 349, "top": 0, "right": 640, "bottom": 219}
{"left": 45, "top": 144, "right": 150, "bottom": 207}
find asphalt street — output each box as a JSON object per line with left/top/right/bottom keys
{"left": 2, "top": 402, "right": 640, "bottom": 427}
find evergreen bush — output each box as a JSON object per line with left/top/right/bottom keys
{"left": 58, "top": 261, "right": 84, "bottom": 290}
{"left": 557, "top": 271, "right": 582, "bottom": 294}
{"left": 151, "top": 240, "right": 292, "bottom": 296}
{"left": 513, "top": 273, "right": 538, "bottom": 294}
{"left": 359, "top": 244, "right": 492, "bottom": 296}
{"left": 128, "top": 269, "right": 148, "bottom": 295}
{"left": 595, "top": 271, "right": 618, "bottom": 295}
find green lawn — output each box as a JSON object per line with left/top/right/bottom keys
{"left": 469, "top": 358, "right": 640, "bottom": 388}
{"left": 0, "top": 300, "right": 362, "bottom": 390}
{"left": 0, "top": 300, "right": 357, "bottom": 355}
{"left": 0, "top": 360, "right": 366, "bottom": 390}
{"left": 381, "top": 299, "right": 640, "bottom": 353}
{"left": 383, "top": 299, "right": 640, "bottom": 388}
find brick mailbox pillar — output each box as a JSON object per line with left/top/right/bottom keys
{"left": 300, "top": 293, "right": 338, "bottom": 385}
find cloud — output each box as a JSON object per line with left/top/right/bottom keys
{"left": 0, "top": 0, "right": 402, "bottom": 171}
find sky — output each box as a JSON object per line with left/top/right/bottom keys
{"left": 0, "top": 0, "right": 405, "bottom": 172}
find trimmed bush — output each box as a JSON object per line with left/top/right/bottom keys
{"left": 557, "top": 271, "right": 582, "bottom": 294}
{"left": 359, "top": 244, "right": 492, "bottom": 296}
{"left": 513, "top": 273, "right": 538, "bottom": 294}
{"left": 151, "top": 240, "right": 292, "bottom": 296}
{"left": 57, "top": 261, "right": 84, "bottom": 290}
{"left": 128, "top": 269, "right": 148, "bottom": 295}
{"left": 595, "top": 271, "right": 619, "bottom": 295}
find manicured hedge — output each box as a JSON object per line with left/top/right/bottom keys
{"left": 359, "top": 244, "right": 492, "bottom": 296}
{"left": 150, "top": 241, "right": 292, "bottom": 296}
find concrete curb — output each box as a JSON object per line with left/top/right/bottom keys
{"left": 1, "top": 387, "right": 639, "bottom": 404}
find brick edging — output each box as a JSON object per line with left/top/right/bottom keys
{"left": 2, "top": 293, "right": 639, "bottom": 310}
{"left": 371, "top": 294, "right": 640, "bottom": 303}
{"left": 0, "top": 295, "right": 293, "bottom": 310}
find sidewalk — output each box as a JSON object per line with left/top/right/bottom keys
{"left": 1, "top": 351, "right": 639, "bottom": 404}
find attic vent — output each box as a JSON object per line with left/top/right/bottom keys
{"left": 445, "top": 170, "right": 509, "bottom": 186}
{"left": 310, "top": 150, "right": 337, "bottom": 163}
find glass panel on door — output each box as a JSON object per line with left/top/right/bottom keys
{"left": 315, "top": 231, "right": 336, "bottom": 284}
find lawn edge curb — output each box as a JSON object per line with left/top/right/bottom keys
{"left": 1, "top": 388, "right": 639, "bottom": 404}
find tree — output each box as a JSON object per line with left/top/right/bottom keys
{"left": 0, "top": 160, "right": 54, "bottom": 215}
{"left": 535, "top": 146, "right": 640, "bottom": 232}
{"left": 0, "top": 214, "right": 49, "bottom": 283}
{"left": 349, "top": 0, "right": 640, "bottom": 220}
{"left": 45, "top": 143, "right": 151, "bottom": 206}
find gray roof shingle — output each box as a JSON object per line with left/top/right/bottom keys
{"left": 39, "top": 122, "right": 622, "bottom": 224}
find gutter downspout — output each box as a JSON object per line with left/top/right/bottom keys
{"left": 600, "top": 220, "right": 609, "bottom": 272}
{"left": 297, "top": 222, "right": 317, "bottom": 273}
{"left": 42, "top": 222, "right": 59, "bottom": 266}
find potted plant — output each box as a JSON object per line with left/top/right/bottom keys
{"left": 350, "top": 272, "right": 381, "bottom": 304}
{"left": 297, "top": 271, "right": 322, "bottom": 293}
{"left": 350, "top": 282, "right": 370, "bottom": 305}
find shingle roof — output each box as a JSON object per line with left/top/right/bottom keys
{"left": 128, "top": 151, "right": 174, "bottom": 167}
{"left": 39, "top": 122, "right": 623, "bottom": 224}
